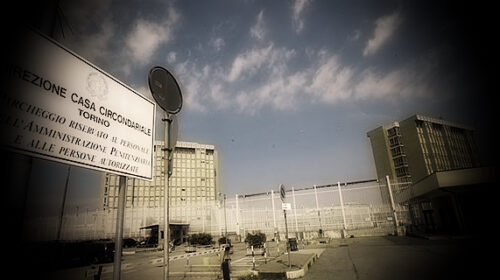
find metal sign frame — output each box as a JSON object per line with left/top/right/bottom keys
{"left": 3, "top": 27, "right": 155, "bottom": 180}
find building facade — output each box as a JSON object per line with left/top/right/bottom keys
{"left": 100, "top": 140, "right": 220, "bottom": 241}
{"left": 367, "top": 115, "right": 479, "bottom": 187}
{"left": 366, "top": 122, "right": 411, "bottom": 203}
{"left": 398, "top": 115, "right": 479, "bottom": 183}
{"left": 367, "top": 114, "right": 493, "bottom": 234}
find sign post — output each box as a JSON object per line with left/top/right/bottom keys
{"left": 113, "top": 176, "right": 127, "bottom": 280}
{"left": 148, "top": 66, "right": 183, "bottom": 280}
{"left": 280, "top": 184, "right": 291, "bottom": 269}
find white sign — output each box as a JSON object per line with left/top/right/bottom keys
{"left": 2, "top": 27, "right": 155, "bottom": 179}
{"left": 282, "top": 203, "right": 291, "bottom": 211}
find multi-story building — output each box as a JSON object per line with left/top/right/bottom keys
{"left": 101, "top": 140, "right": 220, "bottom": 243}
{"left": 367, "top": 115, "right": 479, "bottom": 187}
{"left": 398, "top": 115, "right": 479, "bottom": 183}
{"left": 367, "top": 114, "right": 493, "bottom": 234}
{"left": 366, "top": 122, "right": 412, "bottom": 203}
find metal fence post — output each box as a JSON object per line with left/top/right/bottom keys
{"left": 337, "top": 182, "right": 347, "bottom": 231}
{"left": 313, "top": 185, "right": 322, "bottom": 235}
{"left": 386, "top": 175, "right": 399, "bottom": 232}
{"left": 292, "top": 187, "right": 299, "bottom": 239}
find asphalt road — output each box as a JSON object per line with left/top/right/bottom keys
{"left": 48, "top": 235, "right": 490, "bottom": 279}
{"left": 303, "top": 236, "right": 490, "bottom": 280}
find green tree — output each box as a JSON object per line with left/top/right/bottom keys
{"left": 245, "top": 232, "right": 266, "bottom": 248}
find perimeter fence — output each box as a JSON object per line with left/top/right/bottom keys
{"left": 24, "top": 178, "right": 412, "bottom": 241}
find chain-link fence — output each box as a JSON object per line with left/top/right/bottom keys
{"left": 24, "top": 178, "right": 412, "bottom": 241}
{"left": 224, "top": 179, "right": 411, "bottom": 240}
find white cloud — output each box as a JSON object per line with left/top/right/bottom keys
{"left": 227, "top": 45, "right": 274, "bottom": 82}
{"left": 354, "top": 54, "right": 439, "bottom": 101}
{"left": 292, "top": 0, "right": 312, "bottom": 33}
{"left": 174, "top": 60, "right": 209, "bottom": 113}
{"left": 167, "top": 51, "right": 177, "bottom": 64}
{"left": 310, "top": 55, "right": 355, "bottom": 103}
{"left": 173, "top": 37, "right": 440, "bottom": 115}
{"left": 209, "top": 37, "right": 226, "bottom": 51}
{"left": 363, "top": 11, "right": 401, "bottom": 56}
{"left": 125, "top": 7, "right": 180, "bottom": 65}
{"left": 355, "top": 68, "right": 405, "bottom": 99}
{"left": 250, "top": 10, "right": 266, "bottom": 41}
{"left": 255, "top": 71, "right": 308, "bottom": 111}
{"left": 174, "top": 43, "right": 301, "bottom": 114}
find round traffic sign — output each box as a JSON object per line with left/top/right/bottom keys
{"left": 148, "top": 66, "right": 182, "bottom": 114}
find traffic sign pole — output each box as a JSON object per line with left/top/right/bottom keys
{"left": 148, "top": 66, "right": 183, "bottom": 280}
{"left": 163, "top": 113, "right": 172, "bottom": 280}
{"left": 280, "top": 184, "right": 291, "bottom": 268}
{"left": 283, "top": 208, "right": 291, "bottom": 268}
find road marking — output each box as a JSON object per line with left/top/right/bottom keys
{"left": 149, "top": 247, "right": 225, "bottom": 266}
{"left": 231, "top": 256, "right": 271, "bottom": 266}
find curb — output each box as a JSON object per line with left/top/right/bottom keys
{"left": 251, "top": 250, "right": 322, "bottom": 279}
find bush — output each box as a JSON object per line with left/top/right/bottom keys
{"left": 189, "top": 233, "right": 213, "bottom": 245}
{"left": 218, "top": 236, "right": 231, "bottom": 245}
{"left": 245, "top": 232, "right": 266, "bottom": 248}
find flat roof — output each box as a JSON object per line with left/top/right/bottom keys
{"left": 399, "top": 167, "right": 496, "bottom": 200}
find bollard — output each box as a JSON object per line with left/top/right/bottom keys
{"left": 251, "top": 245, "right": 255, "bottom": 270}
{"left": 276, "top": 238, "right": 280, "bottom": 255}
{"left": 264, "top": 242, "right": 267, "bottom": 264}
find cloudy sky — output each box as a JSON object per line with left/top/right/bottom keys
{"left": 18, "top": 0, "right": 494, "bottom": 216}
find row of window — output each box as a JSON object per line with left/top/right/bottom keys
{"left": 393, "top": 156, "right": 408, "bottom": 167}
{"left": 389, "top": 135, "right": 402, "bottom": 147}
{"left": 153, "top": 159, "right": 215, "bottom": 171}
{"left": 390, "top": 146, "right": 405, "bottom": 157}
{"left": 387, "top": 126, "right": 400, "bottom": 137}
{"left": 104, "top": 193, "right": 216, "bottom": 209}
{"left": 416, "top": 120, "right": 478, "bottom": 176}
{"left": 105, "top": 185, "right": 215, "bottom": 196}
{"left": 170, "top": 177, "right": 215, "bottom": 187}
{"left": 154, "top": 146, "right": 215, "bottom": 159}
